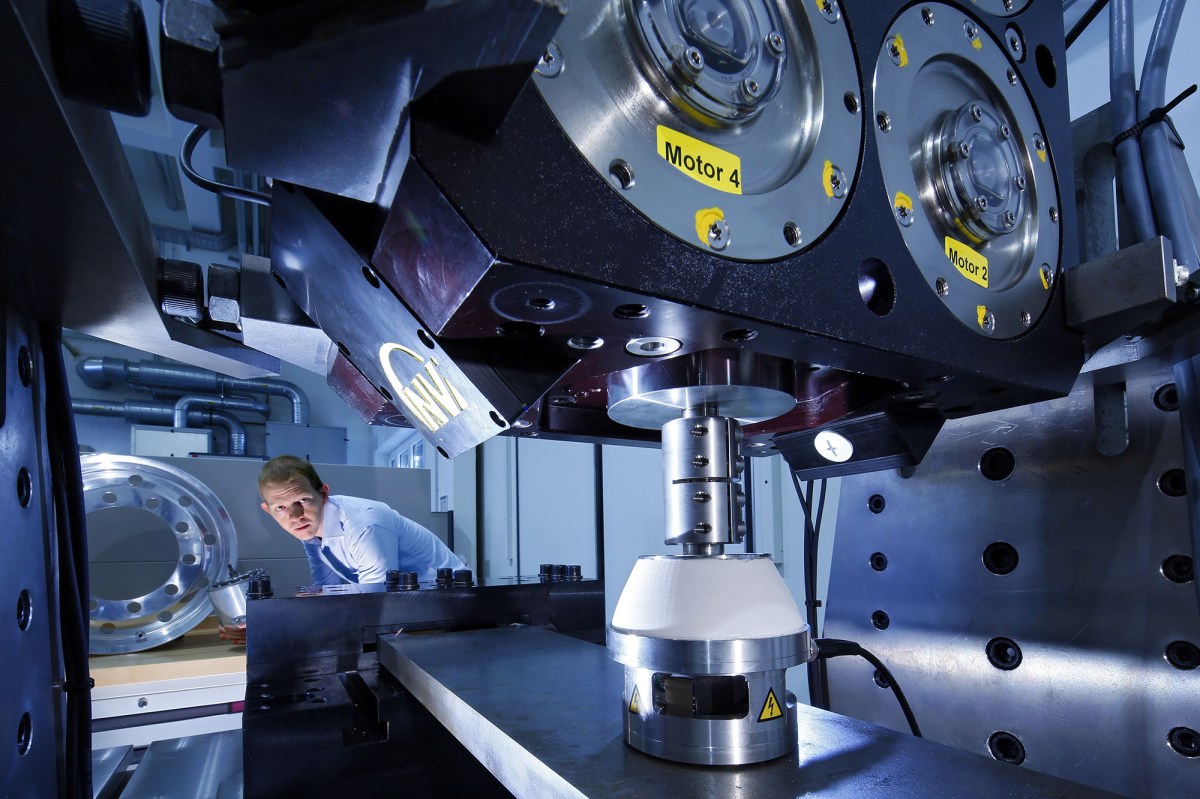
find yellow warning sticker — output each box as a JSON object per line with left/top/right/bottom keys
{"left": 945, "top": 236, "right": 989, "bottom": 288}
{"left": 758, "top": 688, "right": 783, "bottom": 722}
{"left": 657, "top": 126, "right": 743, "bottom": 195}
{"left": 629, "top": 686, "right": 641, "bottom": 714}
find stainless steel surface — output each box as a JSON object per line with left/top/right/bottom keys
{"left": 91, "top": 745, "right": 132, "bottom": 799}
{"left": 207, "top": 570, "right": 262, "bottom": 627}
{"left": 379, "top": 625, "right": 1122, "bottom": 798}
{"left": 533, "top": 0, "right": 863, "bottom": 260}
{"left": 1065, "top": 236, "right": 1178, "bottom": 338}
{"left": 872, "top": 3, "right": 1060, "bottom": 338}
{"left": 608, "top": 627, "right": 809, "bottom": 674}
{"left": 826, "top": 360, "right": 1200, "bottom": 797}
{"left": 121, "top": 731, "right": 242, "bottom": 799}
{"left": 608, "top": 351, "right": 797, "bottom": 430}
{"left": 663, "top": 415, "right": 745, "bottom": 547}
{"left": 83, "top": 455, "right": 236, "bottom": 654}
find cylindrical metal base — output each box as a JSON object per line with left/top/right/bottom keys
{"left": 622, "top": 666, "right": 796, "bottom": 765}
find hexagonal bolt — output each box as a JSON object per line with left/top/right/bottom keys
{"left": 998, "top": 124, "right": 1010, "bottom": 140}
{"left": 1002, "top": 210, "right": 1016, "bottom": 228}
{"left": 895, "top": 202, "right": 914, "bottom": 227}
{"left": 1014, "top": 175, "right": 1027, "bottom": 191}
{"left": 741, "top": 77, "right": 763, "bottom": 100}
{"left": 536, "top": 42, "right": 563, "bottom": 77}
{"left": 970, "top": 104, "right": 983, "bottom": 122}
{"left": 766, "top": 31, "right": 785, "bottom": 56}
{"left": 707, "top": 219, "right": 731, "bottom": 250}
{"left": 877, "top": 111, "right": 892, "bottom": 132}
{"left": 922, "top": 7, "right": 935, "bottom": 25}
{"left": 964, "top": 21, "right": 979, "bottom": 41}
{"left": 683, "top": 46, "right": 704, "bottom": 73}
{"left": 827, "top": 166, "right": 847, "bottom": 199}
{"left": 887, "top": 37, "right": 904, "bottom": 65}
{"left": 820, "top": 0, "right": 839, "bottom": 23}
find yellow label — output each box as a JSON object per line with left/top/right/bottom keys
{"left": 758, "top": 688, "right": 783, "bottom": 722}
{"left": 971, "top": 36, "right": 983, "bottom": 51}
{"left": 977, "top": 305, "right": 989, "bottom": 328}
{"left": 891, "top": 34, "right": 909, "bottom": 67}
{"left": 1040, "top": 268, "right": 1051, "bottom": 290}
{"left": 945, "top": 236, "right": 989, "bottom": 288}
{"left": 694, "top": 207, "right": 726, "bottom": 248}
{"left": 657, "top": 126, "right": 743, "bottom": 194}
{"left": 629, "top": 686, "right": 641, "bottom": 714}
{"left": 821, "top": 160, "right": 836, "bottom": 198}
{"left": 1037, "top": 147, "right": 1047, "bottom": 163}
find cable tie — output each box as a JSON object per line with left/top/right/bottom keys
{"left": 1111, "top": 84, "right": 1197, "bottom": 152}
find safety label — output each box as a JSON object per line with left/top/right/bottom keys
{"left": 758, "top": 688, "right": 783, "bottom": 722}
{"left": 629, "top": 686, "right": 642, "bottom": 714}
{"left": 657, "top": 126, "right": 743, "bottom": 195}
{"left": 945, "top": 236, "right": 989, "bottom": 288}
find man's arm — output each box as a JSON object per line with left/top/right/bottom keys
{"left": 347, "top": 525, "right": 401, "bottom": 584}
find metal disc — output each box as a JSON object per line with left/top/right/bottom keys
{"left": 84, "top": 455, "right": 237, "bottom": 654}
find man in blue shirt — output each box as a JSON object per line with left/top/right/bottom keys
{"left": 219, "top": 454, "right": 464, "bottom": 643}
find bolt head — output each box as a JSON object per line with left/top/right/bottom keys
{"left": 970, "top": 104, "right": 983, "bottom": 122}
{"left": 957, "top": 141, "right": 971, "bottom": 158}
{"left": 975, "top": 195, "right": 989, "bottom": 211}
{"left": 684, "top": 46, "right": 704, "bottom": 72}
{"left": 1014, "top": 175, "right": 1027, "bottom": 191}
{"left": 766, "top": 31, "right": 785, "bottom": 55}
{"left": 998, "top": 124, "right": 1010, "bottom": 139}
{"left": 1002, "top": 210, "right": 1016, "bottom": 227}
{"left": 742, "top": 77, "right": 762, "bottom": 99}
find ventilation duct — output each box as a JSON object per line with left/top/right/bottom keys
{"left": 72, "top": 397, "right": 260, "bottom": 456}
{"left": 77, "top": 357, "right": 310, "bottom": 424}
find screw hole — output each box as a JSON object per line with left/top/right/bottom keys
{"left": 17, "top": 468, "right": 32, "bottom": 508}
{"left": 1169, "top": 727, "right": 1200, "bottom": 758}
{"left": 1165, "top": 640, "right": 1200, "bottom": 670}
{"left": 614, "top": 303, "right": 650, "bottom": 320}
{"left": 859, "top": 259, "right": 896, "bottom": 316}
{"left": 1154, "top": 383, "right": 1180, "bottom": 412}
{"left": 361, "top": 266, "right": 380, "bottom": 289}
{"left": 722, "top": 328, "right": 758, "bottom": 343}
{"left": 497, "top": 321, "right": 544, "bottom": 338}
{"left": 979, "top": 447, "right": 1016, "bottom": 481}
{"left": 871, "top": 610, "right": 890, "bottom": 630}
{"left": 489, "top": 411, "right": 507, "bottom": 428}
{"left": 869, "top": 552, "right": 888, "bottom": 572}
{"left": 986, "top": 637, "right": 1022, "bottom": 670}
{"left": 1162, "top": 554, "right": 1194, "bottom": 583}
{"left": 18, "top": 346, "right": 33, "bottom": 387}
{"left": 843, "top": 91, "right": 859, "bottom": 114}
{"left": 867, "top": 494, "right": 886, "bottom": 514}
{"left": 17, "top": 713, "right": 31, "bottom": 757}
{"left": 1158, "top": 468, "right": 1187, "bottom": 497}
{"left": 1034, "top": 44, "right": 1057, "bottom": 89}
{"left": 783, "top": 222, "right": 802, "bottom": 247}
{"left": 982, "top": 541, "right": 1019, "bottom": 575}
{"left": 872, "top": 669, "right": 891, "bottom": 689}
{"left": 416, "top": 329, "right": 436, "bottom": 349}
{"left": 609, "top": 160, "right": 635, "bottom": 190}
{"left": 988, "top": 731, "right": 1026, "bottom": 765}
{"left": 437, "top": 447, "right": 450, "bottom": 459}
{"left": 17, "top": 590, "right": 32, "bottom": 631}
{"left": 378, "top": 384, "right": 393, "bottom": 401}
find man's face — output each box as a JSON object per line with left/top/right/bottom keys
{"left": 260, "top": 477, "right": 329, "bottom": 542}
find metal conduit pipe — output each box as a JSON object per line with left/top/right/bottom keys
{"left": 72, "top": 399, "right": 252, "bottom": 456}
{"left": 173, "top": 394, "right": 269, "bottom": 429}
{"left": 77, "top": 357, "right": 310, "bottom": 424}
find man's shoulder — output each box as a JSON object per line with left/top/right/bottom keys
{"left": 331, "top": 495, "right": 401, "bottom": 528}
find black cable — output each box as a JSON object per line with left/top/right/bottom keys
{"left": 43, "top": 325, "right": 93, "bottom": 798}
{"left": 180, "top": 126, "right": 272, "bottom": 206}
{"left": 1066, "top": 0, "right": 1111, "bottom": 49}
{"left": 815, "top": 638, "right": 922, "bottom": 738}
{"left": 792, "top": 472, "right": 829, "bottom": 709}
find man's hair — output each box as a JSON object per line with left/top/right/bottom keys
{"left": 258, "top": 455, "right": 323, "bottom": 496}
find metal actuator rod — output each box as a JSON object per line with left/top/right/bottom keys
{"left": 662, "top": 413, "right": 747, "bottom": 555}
